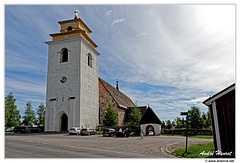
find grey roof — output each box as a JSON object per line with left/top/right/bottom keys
{"left": 99, "top": 78, "right": 135, "bottom": 109}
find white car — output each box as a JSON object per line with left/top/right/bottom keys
{"left": 68, "top": 127, "right": 81, "bottom": 135}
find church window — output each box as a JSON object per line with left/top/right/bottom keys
{"left": 88, "top": 53, "right": 93, "bottom": 67}
{"left": 67, "top": 26, "right": 72, "bottom": 31}
{"left": 60, "top": 48, "right": 68, "bottom": 63}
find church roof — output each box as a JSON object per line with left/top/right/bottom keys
{"left": 139, "top": 107, "right": 161, "bottom": 124}
{"left": 99, "top": 78, "right": 135, "bottom": 109}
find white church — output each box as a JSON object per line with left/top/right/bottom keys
{"left": 45, "top": 11, "right": 161, "bottom": 134}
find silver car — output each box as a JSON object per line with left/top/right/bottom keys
{"left": 80, "top": 128, "right": 96, "bottom": 136}
{"left": 68, "top": 127, "right": 81, "bottom": 135}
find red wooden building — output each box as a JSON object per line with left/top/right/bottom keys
{"left": 203, "top": 83, "right": 235, "bottom": 158}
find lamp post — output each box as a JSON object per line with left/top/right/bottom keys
{"left": 180, "top": 111, "right": 189, "bottom": 154}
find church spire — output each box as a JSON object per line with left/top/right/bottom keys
{"left": 116, "top": 79, "right": 119, "bottom": 91}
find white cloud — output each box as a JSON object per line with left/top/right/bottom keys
{"left": 104, "top": 5, "right": 235, "bottom": 94}
{"left": 106, "top": 10, "right": 112, "bottom": 16}
{"left": 5, "top": 78, "right": 46, "bottom": 96}
{"left": 139, "top": 32, "right": 147, "bottom": 36}
{"left": 136, "top": 32, "right": 147, "bottom": 37}
{"left": 5, "top": 49, "right": 46, "bottom": 74}
{"left": 120, "top": 82, "right": 209, "bottom": 121}
{"left": 111, "top": 18, "right": 126, "bottom": 26}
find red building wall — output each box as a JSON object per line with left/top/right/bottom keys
{"left": 99, "top": 81, "right": 126, "bottom": 126}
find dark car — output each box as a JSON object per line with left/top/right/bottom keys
{"left": 13, "top": 126, "right": 42, "bottom": 133}
{"left": 13, "top": 126, "right": 30, "bottom": 133}
{"left": 102, "top": 129, "right": 115, "bottom": 137}
{"left": 115, "top": 128, "right": 130, "bottom": 137}
{"left": 28, "top": 127, "right": 42, "bottom": 133}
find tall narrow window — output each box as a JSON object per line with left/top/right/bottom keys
{"left": 61, "top": 48, "right": 68, "bottom": 63}
{"left": 88, "top": 53, "right": 93, "bottom": 67}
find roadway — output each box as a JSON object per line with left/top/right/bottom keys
{"left": 5, "top": 133, "right": 212, "bottom": 158}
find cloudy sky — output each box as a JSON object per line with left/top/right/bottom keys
{"left": 4, "top": 4, "right": 235, "bottom": 121}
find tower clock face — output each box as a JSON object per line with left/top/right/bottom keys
{"left": 60, "top": 76, "right": 67, "bottom": 83}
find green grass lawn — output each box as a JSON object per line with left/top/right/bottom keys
{"left": 188, "top": 135, "right": 213, "bottom": 139}
{"left": 172, "top": 142, "right": 214, "bottom": 158}
{"left": 161, "top": 134, "right": 213, "bottom": 139}
{"left": 96, "top": 130, "right": 102, "bottom": 135}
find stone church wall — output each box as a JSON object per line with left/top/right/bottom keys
{"left": 99, "top": 81, "right": 126, "bottom": 126}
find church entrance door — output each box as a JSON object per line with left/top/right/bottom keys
{"left": 60, "top": 113, "right": 68, "bottom": 131}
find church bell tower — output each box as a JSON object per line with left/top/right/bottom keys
{"left": 45, "top": 10, "right": 100, "bottom": 132}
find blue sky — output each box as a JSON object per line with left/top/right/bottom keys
{"left": 4, "top": 5, "right": 235, "bottom": 122}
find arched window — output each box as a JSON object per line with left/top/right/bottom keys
{"left": 88, "top": 53, "right": 93, "bottom": 67}
{"left": 60, "top": 48, "right": 68, "bottom": 63}
{"left": 67, "top": 26, "right": 72, "bottom": 31}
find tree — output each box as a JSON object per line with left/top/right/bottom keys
{"left": 188, "top": 106, "right": 202, "bottom": 129}
{"left": 129, "top": 106, "right": 142, "bottom": 127}
{"left": 161, "top": 121, "right": 166, "bottom": 129}
{"left": 206, "top": 109, "right": 212, "bottom": 128}
{"left": 202, "top": 109, "right": 211, "bottom": 129}
{"left": 103, "top": 103, "right": 118, "bottom": 126}
{"left": 166, "top": 120, "right": 172, "bottom": 129}
{"left": 22, "top": 101, "right": 36, "bottom": 126}
{"left": 5, "top": 92, "right": 21, "bottom": 127}
{"left": 175, "top": 117, "right": 185, "bottom": 128}
{"left": 35, "top": 103, "right": 46, "bottom": 126}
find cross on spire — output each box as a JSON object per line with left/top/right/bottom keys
{"left": 74, "top": 10, "right": 79, "bottom": 19}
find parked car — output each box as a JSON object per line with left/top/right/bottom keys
{"left": 102, "top": 129, "right": 115, "bottom": 137}
{"left": 13, "top": 126, "right": 42, "bottom": 133}
{"left": 80, "top": 128, "right": 96, "bottom": 136}
{"left": 28, "top": 127, "right": 42, "bottom": 133}
{"left": 69, "top": 127, "right": 81, "bottom": 135}
{"left": 115, "top": 128, "right": 130, "bottom": 137}
{"left": 13, "top": 126, "right": 30, "bottom": 133}
{"left": 116, "top": 131, "right": 126, "bottom": 137}
{"left": 5, "top": 127, "right": 14, "bottom": 132}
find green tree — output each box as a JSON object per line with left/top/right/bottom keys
{"left": 188, "top": 106, "right": 202, "bottom": 129}
{"left": 202, "top": 109, "right": 211, "bottom": 129}
{"left": 103, "top": 103, "right": 118, "bottom": 126}
{"left": 166, "top": 120, "right": 172, "bottom": 129}
{"left": 22, "top": 101, "right": 36, "bottom": 126}
{"left": 206, "top": 109, "right": 211, "bottom": 128}
{"left": 35, "top": 103, "right": 46, "bottom": 126}
{"left": 175, "top": 117, "right": 185, "bottom": 128}
{"left": 5, "top": 92, "right": 21, "bottom": 127}
{"left": 129, "top": 106, "right": 142, "bottom": 127}
{"left": 161, "top": 121, "right": 166, "bottom": 128}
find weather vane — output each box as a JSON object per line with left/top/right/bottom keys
{"left": 74, "top": 10, "right": 79, "bottom": 19}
